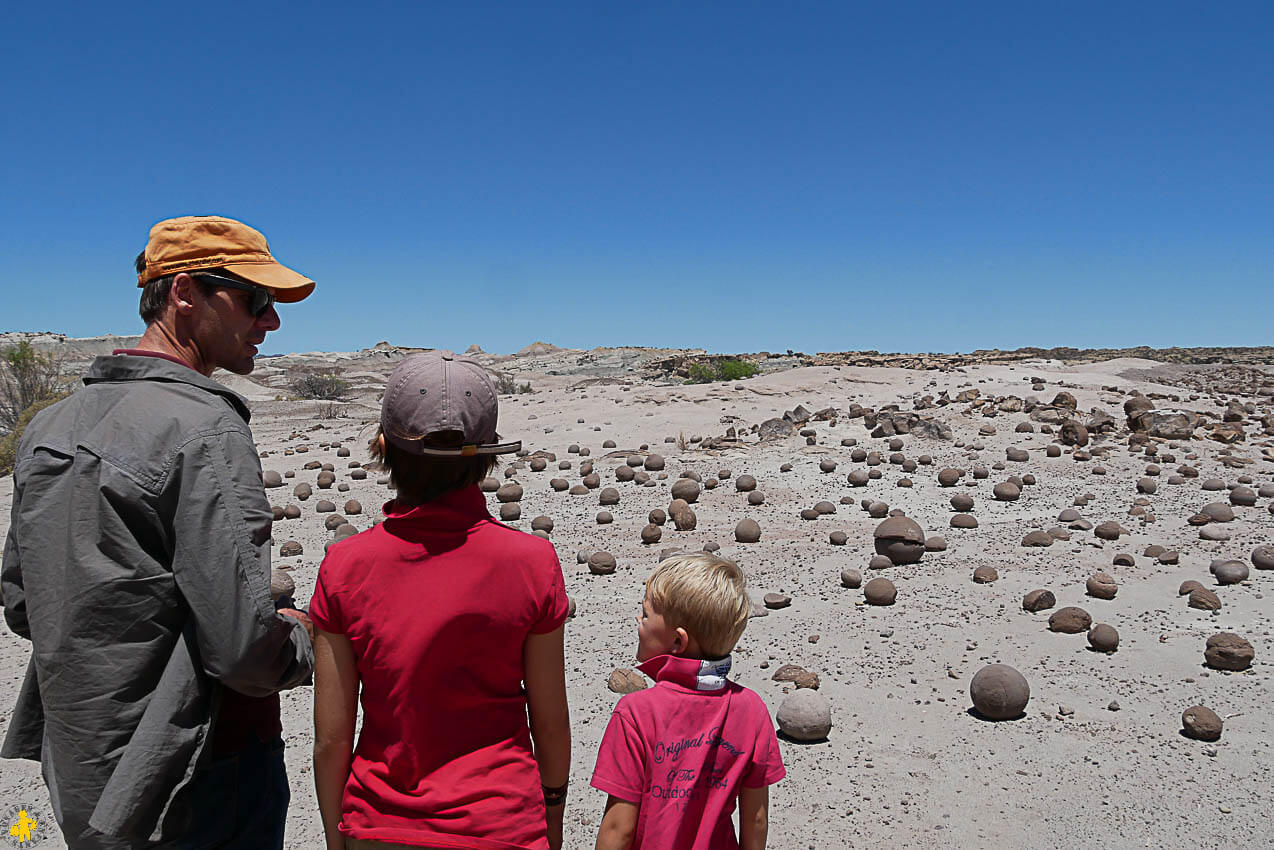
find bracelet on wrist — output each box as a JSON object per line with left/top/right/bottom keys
{"left": 543, "top": 780, "right": 569, "bottom": 807}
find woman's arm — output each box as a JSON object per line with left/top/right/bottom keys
{"left": 595, "top": 795, "right": 638, "bottom": 850}
{"left": 312, "top": 628, "right": 359, "bottom": 850}
{"left": 524, "top": 626, "right": 571, "bottom": 850}
{"left": 739, "top": 785, "right": 770, "bottom": 850}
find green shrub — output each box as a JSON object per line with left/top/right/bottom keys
{"left": 0, "top": 392, "right": 70, "bottom": 475}
{"left": 1, "top": 340, "right": 66, "bottom": 433}
{"left": 289, "top": 373, "right": 351, "bottom": 400}
{"left": 685, "top": 363, "right": 716, "bottom": 384}
{"left": 685, "top": 359, "right": 758, "bottom": 384}
{"left": 715, "top": 359, "right": 759, "bottom": 381}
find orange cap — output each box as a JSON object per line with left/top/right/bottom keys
{"left": 137, "top": 215, "right": 315, "bottom": 302}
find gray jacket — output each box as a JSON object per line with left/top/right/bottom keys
{"left": 1, "top": 354, "right": 313, "bottom": 844}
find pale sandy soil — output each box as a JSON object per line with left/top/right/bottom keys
{"left": 2, "top": 352, "right": 1271, "bottom": 849}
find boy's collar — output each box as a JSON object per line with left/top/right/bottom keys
{"left": 637, "top": 654, "right": 732, "bottom": 691}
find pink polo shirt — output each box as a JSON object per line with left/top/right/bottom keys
{"left": 591, "top": 655, "right": 786, "bottom": 850}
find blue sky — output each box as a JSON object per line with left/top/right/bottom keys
{"left": 2, "top": 2, "right": 1270, "bottom": 356}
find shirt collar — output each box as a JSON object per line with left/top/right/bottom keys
{"left": 381, "top": 485, "right": 491, "bottom": 531}
{"left": 637, "top": 654, "right": 732, "bottom": 692}
{"left": 85, "top": 353, "right": 251, "bottom": 423}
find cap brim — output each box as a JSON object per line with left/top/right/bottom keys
{"left": 221, "top": 260, "right": 315, "bottom": 303}
{"left": 393, "top": 438, "right": 523, "bottom": 457}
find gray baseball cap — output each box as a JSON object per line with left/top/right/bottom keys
{"left": 381, "top": 351, "right": 521, "bottom": 457}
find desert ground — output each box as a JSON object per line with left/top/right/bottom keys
{"left": 1, "top": 337, "right": 1271, "bottom": 849}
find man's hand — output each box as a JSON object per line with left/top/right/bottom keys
{"left": 278, "top": 608, "right": 314, "bottom": 641}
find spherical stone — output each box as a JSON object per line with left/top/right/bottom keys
{"left": 950, "top": 494, "right": 974, "bottom": 512}
{"left": 343, "top": 500, "right": 361, "bottom": 515}
{"left": 1022, "top": 589, "right": 1056, "bottom": 612}
{"left": 717, "top": 468, "right": 732, "bottom": 479}
{"left": 1088, "top": 623, "right": 1119, "bottom": 653}
{"left": 316, "top": 472, "right": 335, "bottom": 489}
{"left": 1006, "top": 448, "right": 1029, "bottom": 462}
{"left": 271, "top": 506, "right": 285, "bottom": 521}
{"left": 644, "top": 454, "right": 665, "bottom": 471}
{"left": 499, "top": 502, "right": 521, "bottom": 521}
{"left": 1137, "top": 477, "right": 1158, "bottom": 494}
{"left": 479, "top": 477, "right": 500, "bottom": 493}
{"left": 993, "top": 482, "right": 1021, "bottom": 502}
{"left": 596, "top": 511, "right": 613, "bottom": 525}
{"left": 671, "top": 478, "right": 700, "bottom": 503}
{"left": 602, "top": 440, "right": 617, "bottom": 449}
{"left": 269, "top": 569, "right": 295, "bottom": 602}
{"left": 531, "top": 515, "right": 554, "bottom": 533}
{"left": 969, "top": 664, "right": 1030, "bottom": 721}
{"left": 530, "top": 457, "right": 548, "bottom": 472}
{"left": 279, "top": 540, "right": 303, "bottom": 557}
{"left": 282, "top": 504, "right": 301, "bottom": 520}
{"left": 840, "top": 568, "right": 862, "bottom": 588}
{"left": 972, "top": 566, "right": 998, "bottom": 584}
{"left": 847, "top": 470, "right": 869, "bottom": 487}
{"left": 1201, "top": 502, "right": 1235, "bottom": 523}
{"left": 1188, "top": 588, "right": 1222, "bottom": 610}
{"left": 588, "top": 551, "right": 617, "bottom": 575}
{"left": 496, "top": 483, "right": 523, "bottom": 503}
{"left": 800, "top": 508, "right": 820, "bottom": 521}
{"left": 735, "top": 519, "right": 761, "bottom": 543}
{"left": 615, "top": 465, "right": 636, "bottom": 482}
{"left": 763, "top": 593, "right": 791, "bottom": 610}
{"left": 599, "top": 487, "right": 620, "bottom": 506}
{"left": 1112, "top": 553, "right": 1135, "bottom": 567}
{"left": 1086, "top": 572, "right": 1118, "bottom": 600}
{"left": 557, "top": 460, "right": 572, "bottom": 471}
{"left": 972, "top": 467, "right": 989, "bottom": 479}
{"left": 1048, "top": 606, "right": 1092, "bottom": 634}
{"left": 1094, "top": 521, "right": 1123, "bottom": 540}
{"left": 829, "top": 531, "right": 848, "bottom": 546}
{"left": 1204, "top": 632, "right": 1254, "bottom": 671}
{"left": 1015, "top": 422, "right": 1034, "bottom": 433}
{"left": 747, "top": 491, "right": 766, "bottom": 506}
{"left": 349, "top": 469, "right": 367, "bottom": 481}
{"left": 332, "top": 523, "right": 358, "bottom": 542}
{"left": 872, "top": 516, "right": 925, "bottom": 565}
{"left": 568, "top": 484, "right": 589, "bottom": 496}
{"left": 322, "top": 513, "right": 344, "bottom": 531}
{"left": 608, "top": 668, "right": 647, "bottom": 694}
{"left": 924, "top": 536, "right": 947, "bottom": 552}
{"left": 626, "top": 456, "right": 644, "bottom": 468}
{"left": 1179, "top": 579, "right": 1204, "bottom": 596}
{"left": 647, "top": 509, "right": 667, "bottom": 527}
{"left": 582, "top": 472, "right": 601, "bottom": 489}
{"left": 951, "top": 515, "right": 978, "bottom": 529}
{"left": 735, "top": 474, "right": 757, "bottom": 492}
{"left": 1021, "top": 530, "right": 1053, "bottom": 547}
{"left": 293, "top": 483, "right": 312, "bottom": 501}
{"left": 549, "top": 478, "right": 569, "bottom": 492}
{"left": 864, "top": 577, "right": 896, "bottom": 606}
{"left": 937, "top": 468, "right": 963, "bottom": 487}
{"left": 1213, "top": 560, "right": 1249, "bottom": 585}
{"left": 1230, "top": 486, "right": 1257, "bottom": 507}
{"left": 775, "top": 689, "right": 832, "bottom": 741}
{"left": 1201, "top": 478, "right": 1225, "bottom": 491}
{"left": 814, "top": 500, "right": 836, "bottom": 515}
{"left": 315, "top": 499, "right": 336, "bottom": 513}
{"left": 1200, "top": 525, "right": 1231, "bottom": 542}
{"left": 1181, "top": 705, "right": 1223, "bottom": 741}
{"left": 672, "top": 508, "right": 697, "bottom": 531}
{"left": 819, "top": 459, "right": 837, "bottom": 473}
{"left": 1046, "top": 445, "right": 1062, "bottom": 457}
{"left": 868, "top": 555, "right": 894, "bottom": 570}
{"left": 1252, "top": 545, "right": 1274, "bottom": 570}
{"left": 867, "top": 501, "right": 890, "bottom": 519}
{"left": 263, "top": 470, "right": 284, "bottom": 488}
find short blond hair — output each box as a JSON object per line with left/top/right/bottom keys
{"left": 646, "top": 552, "right": 750, "bottom": 659}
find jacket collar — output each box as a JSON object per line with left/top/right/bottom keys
{"left": 85, "top": 354, "right": 252, "bottom": 423}
{"left": 637, "top": 654, "right": 732, "bottom": 692}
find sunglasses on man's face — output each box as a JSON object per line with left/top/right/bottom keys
{"left": 195, "top": 272, "right": 276, "bottom": 318}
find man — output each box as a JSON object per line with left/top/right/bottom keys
{"left": 1, "top": 215, "right": 317, "bottom": 848}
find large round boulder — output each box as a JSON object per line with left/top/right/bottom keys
{"left": 872, "top": 516, "right": 925, "bottom": 565}
{"left": 969, "top": 664, "right": 1030, "bottom": 720}
{"left": 776, "top": 689, "right": 832, "bottom": 741}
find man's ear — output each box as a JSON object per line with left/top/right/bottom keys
{"left": 376, "top": 433, "right": 386, "bottom": 455}
{"left": 169, "top": 272, "right": 200, "bottom": 317}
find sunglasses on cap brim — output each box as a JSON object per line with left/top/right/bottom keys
{"left": 195, "top": 272, "right": 276, "bottom": 318}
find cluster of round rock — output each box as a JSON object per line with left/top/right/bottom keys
{"left": 264, "top": 442, "right": 369, "bottom": 561}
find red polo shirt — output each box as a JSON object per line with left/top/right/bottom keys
{"left": 309, "top": 485, "right": 569, "bottom": 849}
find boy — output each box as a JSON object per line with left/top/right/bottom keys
{"left": 592, "top": 553, "right": 785, "bottom": 850}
